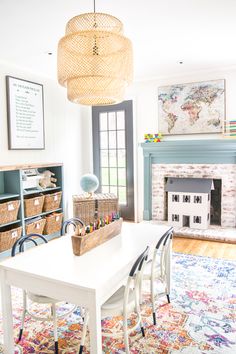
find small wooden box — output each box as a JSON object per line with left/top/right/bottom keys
{"left": 71, "top": 218, "right": 122, "bottom": 256}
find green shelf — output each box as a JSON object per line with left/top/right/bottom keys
{"left": 0, "top": 164, "right": 64, "bottom": 260}
{"left": 0, "top": 219, "right": 21, "bottom": 228}
{"left": 24, "top": 208, "right": 62, "bottom": 221}
{"left": 0, "top": 193, "right": 20, "bottom": 200}
{"left": 23, "top": 186, "right": 61, "bottom": 196}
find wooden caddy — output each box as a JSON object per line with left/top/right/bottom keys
{"left": 71, "top": 218, "right": 123, "bottom": 256}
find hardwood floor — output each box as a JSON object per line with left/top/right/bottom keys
{"left": 173, "top": 237, "right": 236, "bottom": 260}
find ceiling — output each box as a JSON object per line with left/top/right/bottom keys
{"left": 1, "top": 0, "right": 236, "bottom": 82}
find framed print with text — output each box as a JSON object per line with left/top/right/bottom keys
{"left": 6, "top": 76, "right": 45, "bottom": 149}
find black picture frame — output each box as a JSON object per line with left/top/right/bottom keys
{"left": 6, "top": 76, "right": 45, "bottom": 150}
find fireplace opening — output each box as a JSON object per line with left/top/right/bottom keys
{"left": 165, "top": 178, "right": 222, "bottom": 227}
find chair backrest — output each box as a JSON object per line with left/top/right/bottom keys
{"left": 61, "top": 217, "right": 85, "bottom": 235}
{"left": 152, "top": 227, "right": 173, "bottom": 280}
{"left": 123, "top": 246, "right": 149, "bottom": 314}
{"left": 11, "top": 233, "right": 48, "bottom": 257}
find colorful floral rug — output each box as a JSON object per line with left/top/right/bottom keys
{"left": 0, "top": 252, "right": 235, "bottom": 353}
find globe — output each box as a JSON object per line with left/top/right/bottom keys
{"left": 80, "top": 174, "right": 99, "bottom": 194}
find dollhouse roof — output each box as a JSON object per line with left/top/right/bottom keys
{"left": 165, "top": 178, "right": 214, "bottom": 193}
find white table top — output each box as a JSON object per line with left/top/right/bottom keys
{"left": 0, "top": 222, "right": 170, "bottom": 301}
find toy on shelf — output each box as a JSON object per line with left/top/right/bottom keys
{"left": 39, "top": 170, "right": 57, "bottom": 189}
{"left": 144, "top": 133, "right": 163, "bottom": 143}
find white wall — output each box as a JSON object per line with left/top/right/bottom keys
{"left": 0, "top": 61, "right": 91, "bottom": 218}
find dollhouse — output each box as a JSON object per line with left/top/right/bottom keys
{"left": 166, "top": 177, "right": 214, "bottom": 230}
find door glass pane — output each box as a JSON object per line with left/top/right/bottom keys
{"left": 110, "top": 186, "right": 118, "bottom": 196}
{"left": 117, "top": 131, "right": 125, "bottom": 148}
{"left": 100, "top": 132, "right": 108, "bottom": 149}
{"left": 109, "top": 168, "right": 117, "bottom": 186}
{"left": 101, "top": 150, "right": 108, "bottom": 167}
{"left": 109, "top": 150, "right": 117, "bottom": 167}
{"left": 117, "top": 150, "right": 126, "bottom": 167}
{"left": 102, "top": 185, "right": 109, "bottom": 193}
{"left": 118, "top": 168, "right": 126, "bottom": 186}
{"left": 101, "top": 168, "right": 109, "bottom": 185}
{"left": 99, "top": 113, "right": 107, "bottom": 131}
{"left": 109, "top": 131, "right": 116, "bottom": 149}
{"left": 117, "top": 111, "right": 125, "bottom": 130}
{"left": 108, "top": 112, "right": 116, "bottom": 130}
{"left": 118, "top": 187, "right": 127, "bottom": 205}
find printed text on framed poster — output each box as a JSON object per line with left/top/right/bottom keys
{"left": 6, "top": 76, "right": 45, "bottom": 149}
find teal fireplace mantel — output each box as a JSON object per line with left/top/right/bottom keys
{"left": 141, "top": 139, "right": 236, "bottom": 220}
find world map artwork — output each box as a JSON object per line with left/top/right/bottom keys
{"left": 158, "top": 80, "right": 225, "bottom": 135}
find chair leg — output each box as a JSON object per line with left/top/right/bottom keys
{"left": 152, "top": 312, "right": 157, "bottom": 326}
{"left": 51, "top": 304, "right": 59, "bottom": 354}
{"left": 151, "top": 277, "right": 156, "bottom": 325}
{"left": 167, "top": 294, "right": 170, "bottom": 303}
{"left": 79, "top": 310, "right": 89, "bottom": 353}
{"left": 141, "top": 324, "right": 145, "bottom": 337}
{"left": 123, "top": 321, "right": 130, "bottom": 354}
{"left": 18, "top": 290, "right": 27, "bottom": 342}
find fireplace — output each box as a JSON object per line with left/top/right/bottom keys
{"left": 152, "top": 166, "right": 232, "bottom": 226}
{"left": 141, "top": 140, "right": 236, "bottom": 230}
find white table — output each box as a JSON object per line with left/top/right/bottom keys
{"left": 0, "top": 222, "right": 170, "bottom": 354}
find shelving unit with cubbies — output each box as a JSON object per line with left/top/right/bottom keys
{"left": 0, "top": 163, "right": 64, "bottom": 260}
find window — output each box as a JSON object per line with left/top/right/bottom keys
{"left": 172, "top": 214, "right": 179, "bottom": 222}
{"left": 183, "top": 195, "right": 191, "bottom": 203}
{"left": 172, "top": 194, "right": 179, "bottom": 202}
{"left": 193, "top": 216, "right": 201, "bottom": 224}
{"left": 194, "top": 196, "right": 202, "bottom": 203}
{"left": 92, "top": 101, "right": 134, "bottom": 220}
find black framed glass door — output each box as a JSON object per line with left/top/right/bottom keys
{"left": 92, "top": 100, "right": 134, "bottom": 220}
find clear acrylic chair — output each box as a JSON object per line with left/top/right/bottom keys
{"left": 79, "top": 246, "right": 149, "bottom": 354}
{"left": 142, "top": 227, "right": 173, "bottom": 325}
{"left": 11, "top": 233, "right": 77, "bottom": 354}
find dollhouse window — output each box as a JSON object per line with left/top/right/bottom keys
{"left": 172, "top": 214, "right": 179, "bottom": 222}
{"left": 193, "top": 216, "right": 201, "bottom": 224}
{"left": 183, "top": 195, "right": 190, "bottom": 203}
{"left": 172, "top": 194, "right": 179, "bottom": 202}
{"left": 194, "top": 196, "right": 202, "bottom": 203}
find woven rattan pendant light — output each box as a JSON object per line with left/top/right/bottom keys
{"left": 57, "top": 0, "right": 133, "bottom": 106}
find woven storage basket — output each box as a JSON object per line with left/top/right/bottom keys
{"left": 43, "top": 191, "right": 62, "bottom": 212}
{"left": 0, "top": 200, "right": 20, "bottom": 225}
{"left": 73, "top": 193, "right": 119, "bottom": 225}
{"left": 43, "top": 212, "right": 63, "bottom": 235}
{"left": 24, "top": 195, "right": 45, "bottom": 218}
{"left": 25, "top": 218, "right": 46, "bottom": 235}
{"left": 0, "top": 225, "right": 22, "bottom": 252}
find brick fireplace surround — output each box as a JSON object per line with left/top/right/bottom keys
{"left": 141, "top": 140, "right": 236, "bottom": 242}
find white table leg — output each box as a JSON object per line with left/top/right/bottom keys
{"left": 0, "top": 270, "right": 14, "bottom": 354}
{"left": 89, "top": 298, "right": 102, "bottom": 354}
